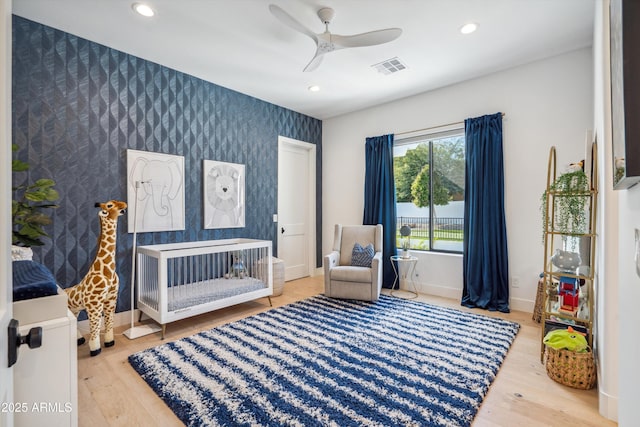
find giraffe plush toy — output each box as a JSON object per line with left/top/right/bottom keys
{"left": 66, "top": 200, "right": 127, "bottom": 357}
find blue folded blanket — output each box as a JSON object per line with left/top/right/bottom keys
{"left": 12, "top": 260, "right": 59, "bottom": 301}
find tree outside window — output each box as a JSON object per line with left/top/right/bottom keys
{"left": 394, "top": 133, "right": 465, "bottom": 253}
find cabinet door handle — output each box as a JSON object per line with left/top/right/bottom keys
{"left": 281, "top": 227, "right": 285, "bottom": 234}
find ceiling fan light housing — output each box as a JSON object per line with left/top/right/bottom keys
{"left": 269, "top": 4, "right": 403, "bottom": 72}
{"left": 317, "top": 8, "right": 335, "bottom": 24}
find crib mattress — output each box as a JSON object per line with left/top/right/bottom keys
{"left": 143, "top": 277, "right": 267, "bottom": 312}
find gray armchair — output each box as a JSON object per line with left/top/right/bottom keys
{"left": 323, "top": 224, "right": 383, "bottom": 301}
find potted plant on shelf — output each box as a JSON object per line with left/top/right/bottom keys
{"left": 12, "top": 144, "right": 59, "bottom": 253}
{"left": 540, "top": 167, "right": 589, "bottom": 251}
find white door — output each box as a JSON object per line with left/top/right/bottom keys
{"left": 277, "top": 136, "right": 316, "bottom": 281}
{"left": 1, "top": 0, "right": 15, "bottom": 423}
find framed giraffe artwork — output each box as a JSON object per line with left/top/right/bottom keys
{"left": 127, "top": 149, "right": 186, "bottom": 233}
{"left": 203, "top": 160, "right": 246, "bottom": 229}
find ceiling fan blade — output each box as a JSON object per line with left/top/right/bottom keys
{"left": 332, "top": 28, "right": 402, "bottom": 48}
{"left": 269, "top": 4, "right": 317, "bottom": 41}
{"left": 303, "top": 52, "right": 324, "bottom": 72}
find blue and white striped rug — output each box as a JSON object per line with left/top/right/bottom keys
{"left": 129, "top": 295, "right": 519, "bottom": 426}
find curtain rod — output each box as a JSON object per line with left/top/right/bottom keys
{"left": 395, "top": 112, "right": 505, "bottom": 137}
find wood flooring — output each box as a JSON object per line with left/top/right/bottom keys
{"left": 77, "top": 276, "right": 617, "bottom": 426}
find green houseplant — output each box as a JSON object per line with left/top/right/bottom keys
{"left": 541, "top": 169, "right": 590, "bottom": 247}
{"left": 12, "top": 144, "right": 59, "bottom": 247}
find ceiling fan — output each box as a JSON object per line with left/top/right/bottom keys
{"left": 269, "top": 4, "right": 402, "bottom": 72}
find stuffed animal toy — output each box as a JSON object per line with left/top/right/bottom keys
{"left": 543, "top": 326, "right": 588, "bottom": 353}
{"left": 65, "top": 200, "right": 126, "bottom": 356}
{"left": 566, "top": 160, "right": 584, "bottom": 173}
{"left": 227, "top": 253, "right": 245, "bottom": 279}
{"left": 551, "top": 249, "right": 581, "bottom": 272}
{"left": 206, "top": 163, "right": 241, "bottom": 227}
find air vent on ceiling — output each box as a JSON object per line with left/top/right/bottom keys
{"left": 372, "top": 57, "right": 407, "bottom": 75}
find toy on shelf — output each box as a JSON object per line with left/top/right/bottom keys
{"left": 558, "top": 275, "right": 579, "bottom": 315}
{"left": 550, "top": 249, "right": 582, "bottom": 316}
{"left": 550, "top": 249, "right": 581, "bottom": 271}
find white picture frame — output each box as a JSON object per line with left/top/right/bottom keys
{"left": 127, "top": 149, "right": 185, "bottom": 233}
{"left": 203, "top": 160, "right": 245, "bottom": 229}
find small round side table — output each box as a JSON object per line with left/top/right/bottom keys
{"left": 390, "top": 255, "right": 418, "bottom": 299}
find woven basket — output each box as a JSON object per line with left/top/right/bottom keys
{"left": 544, "top": 346, "right": 596, "bottom": 390}
{"left": 532, "top": 278, "right": 544, "bottom": 323}
{"left": 255, "top": 257, "right": 285, "bottom": 296}
{"left": 271, "top": 257, "right": 285, "bottom": 296}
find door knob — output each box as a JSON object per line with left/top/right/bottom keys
{"left": 281, "top": 227, "right": 285, "bottom": 234}
{"left": 8, "top": 318, "right": 42, "bottom": 367}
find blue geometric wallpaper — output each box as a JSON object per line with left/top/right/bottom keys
{"left": 11, "top": 15, "right": 322, "bottom": 315}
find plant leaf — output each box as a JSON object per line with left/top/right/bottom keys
{"left": 12, "top": 159, "right": 29, "bottom": 172}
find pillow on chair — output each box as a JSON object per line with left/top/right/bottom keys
{"left": 351, "top": 243, "right": 375, "bottom": 267}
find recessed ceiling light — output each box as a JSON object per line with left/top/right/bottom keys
{"left": 132, "top": 3, "right": 155, "bottom": 17}
{"left": 308, "top": 85, "right": 320, "bottom": 92}
{"left": 460, "top": 23, "right": 478, "bottom": 35}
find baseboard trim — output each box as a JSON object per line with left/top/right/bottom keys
{"left": 76, "top": 284, "right": 535, "bottom": 333}
{"left": 76, "top": 309, "right": 143, "bottom": 334}
{"left": 417, "top": 283, "right": 534, "bottom": 313}
{"left": 598, "top": 388, "right": 618, "bottom": 422}
{"left": 418, "top": 284, "right": 462, "bottom": 301}
{"left": 509, "top": 297, "right": 535, "bottom": 313}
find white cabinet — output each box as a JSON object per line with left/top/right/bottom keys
{"left": 13, "top": 309, "right": 78, "bottom": 427}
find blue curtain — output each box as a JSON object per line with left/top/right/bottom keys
{"left": 364, "top": 134, "right": 397, "bottom": 288}
{"left": 461, "top": 113, "right": 510, "bottom": 312}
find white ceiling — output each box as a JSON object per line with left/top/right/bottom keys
{"left": 12, "top": 0, "right": 595, "bottom": 120}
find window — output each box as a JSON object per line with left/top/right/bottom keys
{"left": 394, "top": 130, "right": 465, "bottom": 253}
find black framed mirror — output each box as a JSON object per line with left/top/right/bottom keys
{"left": 610, "top": 0, "right": 640, "bottom": 189}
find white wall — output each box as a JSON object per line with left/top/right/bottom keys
{"left": 616, "top": 191, "right": 640, "bottom": 426}
{"left": 323, "top": 48, "right": 594, "bottom": 310}
{"left": 594, "top": 1, "right": 640, "bottom": 424}
{"left": 593, "top": 1, "right": 619, "bottom": 420}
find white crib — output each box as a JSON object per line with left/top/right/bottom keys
{"left": 136, "top": 239, "right": 273, "bottom": 337}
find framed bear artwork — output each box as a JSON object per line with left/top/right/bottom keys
{"left": 203, "top": 160, "right": 246, "bottom": 229}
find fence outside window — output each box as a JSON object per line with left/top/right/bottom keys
{"left": 396, "top": 216, "right": 464, "bottom": 252}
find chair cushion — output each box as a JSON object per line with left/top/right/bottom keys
{"left": 339, "top": 226, "right": 378, "bottom": 266}
{"left": 330, "top": 266, "right": 372, "bottom": 282}
{"left": 351, "top": 243, "right": 375, "bottom": 267}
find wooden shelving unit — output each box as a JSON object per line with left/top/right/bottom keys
{"left": 540, "top": 142, "right": 598, "bottom": 361}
